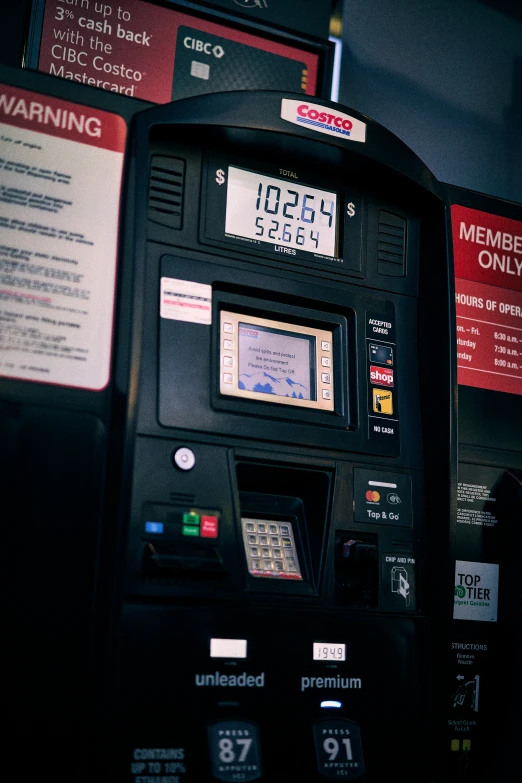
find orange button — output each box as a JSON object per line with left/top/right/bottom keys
{"left": 201, "top": 515, "right": 219, "bottom": 538}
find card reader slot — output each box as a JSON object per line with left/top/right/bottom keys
{"left": 143, "top": 541, "right": 226, "bottom": 579}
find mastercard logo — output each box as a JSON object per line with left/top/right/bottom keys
{"left": 366, "top": 490, "right": 380, "bottom": 502}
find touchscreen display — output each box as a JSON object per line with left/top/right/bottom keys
{"left": 225, "top": 167, "right": 338, "bottom": 257}
{"left": 238, "top": 323, "right": 315, "bottom": 401}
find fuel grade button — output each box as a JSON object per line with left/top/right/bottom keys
{"left": 314, "top": 720, "right": 365, "bottom": 779}
{"left": 208, "top": 721, "right": 262, "bottom": 781}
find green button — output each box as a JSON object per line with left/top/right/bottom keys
{"left": 182, "top": 525, "right": 200, "bottom": 537}
{"left": 183, "top": 512, "right": 200, "bottom": 526}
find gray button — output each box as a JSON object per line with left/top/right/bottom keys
{"left": 173, "top": 447, "right": 196, "bottom": 471}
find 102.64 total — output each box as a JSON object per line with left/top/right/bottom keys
{"left": 253, "top": 182, "right": 335, "bottom": 249}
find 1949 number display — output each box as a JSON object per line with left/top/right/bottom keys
{"left": 313, "top": 643, "right": 346, "bottom": 661}
{"left": 225, "top": 166, "right": 338, "bottom": 257}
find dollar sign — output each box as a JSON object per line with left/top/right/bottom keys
{"left": 346, "top": 202, "right": 355, "bottom": 217}
{"left": 215, "top": 168, "right": 225, "bottom": 185}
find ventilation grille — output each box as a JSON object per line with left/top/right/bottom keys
{"left": 148, "top": 156, "right": 185, "bottom": 229}
{"left": 169, "top": 491, "right": 196, "bottom": 504}
{"left": 378, "top": 211, "right": 406, "bottom": 276}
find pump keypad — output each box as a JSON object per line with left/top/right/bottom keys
{"left": 242, "top": 517, "right": 302, "bottom": 580}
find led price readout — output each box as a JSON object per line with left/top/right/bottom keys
{"left": 225, "top": 166, "right": 338, "bottom": 257}
{"left": 313, "top": 643, "right": 346, "bottom": 662}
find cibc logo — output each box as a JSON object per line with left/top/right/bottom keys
{"left": 370, "top": 365, "right": 394, "bottom": 387}
{"left": 281, "top": 99, "right": 367, "bottom": 143}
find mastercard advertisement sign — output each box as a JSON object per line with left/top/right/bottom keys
{"left": 34, "top": 0, "right": 320, "bottom": 104}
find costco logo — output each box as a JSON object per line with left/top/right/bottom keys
{"left": 370, "top": 365, "right": 394, "bottom": 386}
{"left": 281, "top": 99, "right": 366, "bottom": 143}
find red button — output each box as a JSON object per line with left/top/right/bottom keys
{"left": 200, "top": 515, "right": 219, "bottom": 538}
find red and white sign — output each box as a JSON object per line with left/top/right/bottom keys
{"left": 38, "top": 0, "right": 319, "bottom": 103}
{"left": 370, "top": 365, "right": 394, "bottom": 387}
{"left": 0, "top": 84, "right": 126, "bottom": 390}
{"left": 452, "top": 205, "right": 522, "bottom": 293}
{"left": 281, "top": 99, "right": 366, "bottom": 143}
{"left": 452, "top": 205, "right": 522, "bottom": 396}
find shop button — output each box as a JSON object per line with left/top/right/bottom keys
{"left": 201, "top": 515, "right": 219, "bottom": 538}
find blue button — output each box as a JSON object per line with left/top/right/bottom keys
{"left": 145, "top": 521, "right": 164, "bottom": 535}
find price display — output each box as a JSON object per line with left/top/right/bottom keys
{"left": 313, "top": 643, "right": 346, "bottom": 661}
{"left": 225, "top": 167, "right": 338, "bottom": 257}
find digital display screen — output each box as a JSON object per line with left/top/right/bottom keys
{"left": 210, "top": 639, "right": 247, "bottom": 659}
{"left": 238, "top": 323, "right": 315, "bottom": 401}
{"left": 225, "top": 167, "right": 338, "bottom": 257}
{"left": 313, "top": 643, "right": 346, "bottom": 662}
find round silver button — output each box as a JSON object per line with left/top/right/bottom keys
{"left": 173, "top": 447, "right": 196, "bottom": 471}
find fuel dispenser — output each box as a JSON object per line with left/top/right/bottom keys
{"left": 446, "top": 185, "right": 522, "bottom": 782}
{"left": 0, "top": 63, "right": 151, "bottom": 769}
{"left": 95, "top": 91, "right": 456, "bottom": 781}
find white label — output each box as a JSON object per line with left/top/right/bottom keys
{"left": 160, "top": 277, "right": 212, "bottom": 324}
{"left": 210, "top": 638, "right": 248, "bottom": 659}
{"left": 453, "top": 560, "right": 499, "bottom": 622}
{"left": 0, "top": 85, "right": 126, "bottom": 390}
{"left": 280, "top": 99, "right": 366, "bottom": 143}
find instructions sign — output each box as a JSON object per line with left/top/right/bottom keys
{"left": 36, "top": 1, "right": 319, "bottom": 103}
{"left": 0, "top": 83, "right": 126, "bottom": 389}
{"left": 452, "top": 205, "right": 522, "bottom": 395}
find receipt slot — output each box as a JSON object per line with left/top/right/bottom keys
{"left": 97, "top": 92, "right": 455, "bottom": 780}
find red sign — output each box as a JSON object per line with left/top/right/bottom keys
{"left": 38, "top": 0, "right": 319, "bottom": 104}
{"left": 0, "top": 84, "right": 126, "bottom": 151}
{"left": 0, "top": 84, "right": 126, "bottom": 390}
{"left": 452, "top": 205, "right": 522, "bottom": 293}
{"left": 452, "top": 205, "right": 522, "bottom": 396}
{"left": 455, "top": 278, "right": 522, "bottom": 395}
{"left": 370, "top": 365, "right": 394, "bottom": 387}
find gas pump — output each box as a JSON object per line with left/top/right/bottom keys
{"left": 446, "top": 185, "right": 522, "bottom": 782}
{"left": 95, "top": 91, "right": 455, "bottom": 780}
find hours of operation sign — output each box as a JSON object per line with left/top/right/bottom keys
{"left": 452, "top": 205, "right": 522, "bottom": 396}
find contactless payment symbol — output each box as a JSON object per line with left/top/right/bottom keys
{"left": 372, "top": 388, "right": 393, "bottom": 415}
{"left": 369, "top": 344, "right": 393, "bottom": 365}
